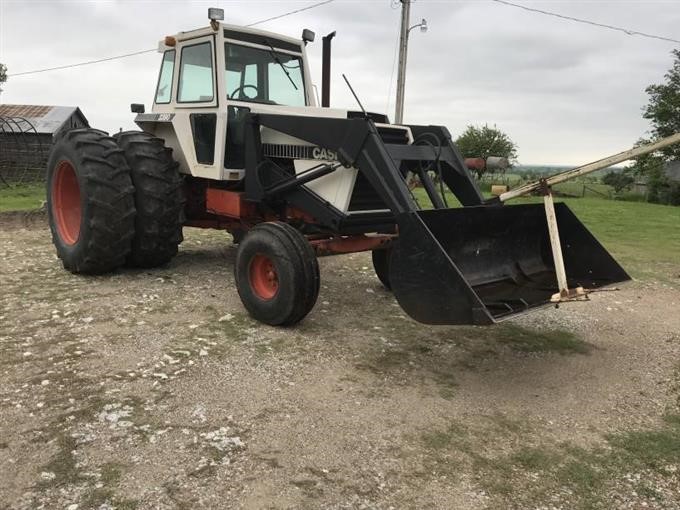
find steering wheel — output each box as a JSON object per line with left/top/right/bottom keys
{"left": 229, "top": 84, "right": 259, "bottom": 100}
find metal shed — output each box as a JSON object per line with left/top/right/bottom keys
{"left": 0, "top": 104, "right": 89, "bottom": 185}
{"left": 664, "top": 160, "right": 680, "bottom": 183}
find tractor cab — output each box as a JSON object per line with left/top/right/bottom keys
{"left": 136, "top": 12, "right": 324, "bottom": 182}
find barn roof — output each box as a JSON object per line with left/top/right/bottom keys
{"left": 0, "top": 104, "right": 89, "bottom": 135}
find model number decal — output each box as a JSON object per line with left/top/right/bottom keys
{"left": 134, "top": 113, "right": 175, "bottom": 122}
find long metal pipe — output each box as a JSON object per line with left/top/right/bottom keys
{"left": 264, "top": 163, "right": 338, "bottom": 197}
{"left": 499, "top": 132, "right": 680, "bottom": 202}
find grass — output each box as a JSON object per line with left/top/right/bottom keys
{"left": 495, "top": 324, "right": 593, "bottom": 354}
{"left": 0, "top": 183, "right": 45, "bottom": 212}
{"left": 561, "top": 197, "right": 680, "bottom": 279}
{"left": 420, "top": 413, "right": 680, "bottom": 509}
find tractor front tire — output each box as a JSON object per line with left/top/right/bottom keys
{"left": 47, "top": 128, "right": 135, "bottom": 274}
{"left": 372, "top": 248, "right": 392, "bottom": 290}
{"left": 235, "top": 222, "right": 320, "bottom": 326}
{"left": 114, "top": 131, "right": 184, "bottom": 268}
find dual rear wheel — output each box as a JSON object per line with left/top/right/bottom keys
{"left": 47, "top": 128, "right": 184, "bottom": 274}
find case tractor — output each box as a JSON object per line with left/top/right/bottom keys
{"left": 46, "top": 8, "right": 635, "bottom": 326}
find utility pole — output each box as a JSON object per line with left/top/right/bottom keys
{"left": 394, "top": 1, "right": 427, "bottom": 124}
{"left": 394, "top": 0, "right": 411, "bottom": 125}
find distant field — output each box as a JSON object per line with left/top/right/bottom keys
{"left": 552, "top": 181, "right": 613, "bottom": 198}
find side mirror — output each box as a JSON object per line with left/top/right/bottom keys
{"left": 130, "top": 104, "right": 145, "bottom": 114}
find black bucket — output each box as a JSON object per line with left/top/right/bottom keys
{"left": 388, "top": 203, "right": 630, "bottom": 325}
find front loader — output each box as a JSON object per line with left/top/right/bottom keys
{"left": 47, "top": 8, "right": 636, "bottom": 326}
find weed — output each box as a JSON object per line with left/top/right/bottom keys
{"left": 418, "top": 413, "right": 680, "bottom": 508}
{"left": 511, "top": 446, "right": 559, "bottom": 471}
{"left": 38, "top": 434, "right": 82, "bottom": 487}
{"left": 495, "top": 324, "right": 592, "bottom": 354}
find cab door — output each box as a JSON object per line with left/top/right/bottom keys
{"left": 172, "top": 34, "right": 226, "bottom": 180}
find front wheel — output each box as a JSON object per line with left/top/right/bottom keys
{"left": 235, "top": 222, "right": 320, "bottom": 326}
{"left": 372, "top": 248, "right": 392, "bottom": 290}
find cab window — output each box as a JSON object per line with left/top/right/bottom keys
{"left": 225, "top": 42, "right": 305, "bottom": 106}
{"left": 178, "top": 42, "right": 215, "bottom": 103}
{"left": 155, "top": 50, "right": 175, "bottom": 104}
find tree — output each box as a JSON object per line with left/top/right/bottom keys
{"left": 602, "top": 170, "right": 634, "bottom": 193}
{"left": 643, "top": 49, "right": 680, "bottom": 161}
{"left": 455, "top": 124, "right": 518, "bottom": 178}
{"left": 0, "top": 63, "right": 7, "bottom": 94}
{"left": 631, "top": 50, "right": 680, "bottom": 205}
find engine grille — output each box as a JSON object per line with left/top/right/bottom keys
{"left": 262, "top": 143, "right": 314, "bottom": 160}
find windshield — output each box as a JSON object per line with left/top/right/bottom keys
{"left": 225, "top": 42, "right": 306, "bottom": 107}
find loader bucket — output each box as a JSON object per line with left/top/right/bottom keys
{"left": 389, "top": 203, "right": 630, "bottom": 325}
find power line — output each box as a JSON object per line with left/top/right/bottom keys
{"left": 7, "top": 0, "right": 336, "bottom": 78}
{"left": 245, "top": 0, "right": 334, "bottom": 27}
{"left": 491, "top": 0, "right": 680, "bottom": 45}
{"left": 8, "top": 49, "right": 157, "bottom": 77}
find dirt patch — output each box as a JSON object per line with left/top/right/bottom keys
{"left": 1, "top": 226, "right": 679, "bottom": 509}
{"left": 0, "top": 208, "right": 47, "bottom": 230}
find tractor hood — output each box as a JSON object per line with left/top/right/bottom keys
{"left": 232, "top": 101, "right": 408, "bottom": 150}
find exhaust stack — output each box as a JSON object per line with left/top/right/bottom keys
{"left": 321, "top": 31, "right": 336, "bottom": 107}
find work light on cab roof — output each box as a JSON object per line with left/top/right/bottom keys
{"left": 47, "top": 7, "right": 679, "bottom": 329}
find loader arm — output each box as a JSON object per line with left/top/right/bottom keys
{"left": 244, "top": 113, "right": 486, "bottom": 214}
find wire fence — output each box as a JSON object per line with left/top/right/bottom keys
{"left": 0, "top": 116, "right": 49, "bottom": 186}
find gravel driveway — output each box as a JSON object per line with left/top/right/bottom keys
{"left": 1, "top": 220, "right": 679, "bottom": 509}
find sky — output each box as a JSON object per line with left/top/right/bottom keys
{"left": 1, "top": 0, "right": 679, "bottom": 165}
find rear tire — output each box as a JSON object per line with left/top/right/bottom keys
{"left": 114, "top": 131, "right": 184, "bottom": 268}
{"left": 372, "top": 248, "right": 392, "bottom": 290}
{"left": 235, "top": 222, "right": 320, "bottom": 326}
{"left": 47, "top": 128, "right": 135, "bottom": 274}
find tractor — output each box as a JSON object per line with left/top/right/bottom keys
{"left": 46, "top": 8, "right": 630, "bottom": 326}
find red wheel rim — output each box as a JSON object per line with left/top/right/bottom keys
{"left": 249, "top": 254, "right": 279, "bottom": 300}
{"left": 51, "top": 160, "right": 82, "bottom": 245}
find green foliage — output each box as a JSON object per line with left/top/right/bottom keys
{"left": 0, "top": 63, "right": 7, "bottom": 93}
{"left": 643, "top": 49, "right": 680, "bottom": 161}
{"left": 601, "top": 170, "right": 634, "bottom": 193}
{"left": 631, "top": 50, "right": 680, "bottom": 205}
{"left": 455, "top": 124, "right": 518, "bottom": 178}
{"left": 648, "top": 161, "right": 680, "bottom": 206}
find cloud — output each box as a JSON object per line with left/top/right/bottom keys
{"left": 1, "top": 0, "right": 679, "bottom": 164}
